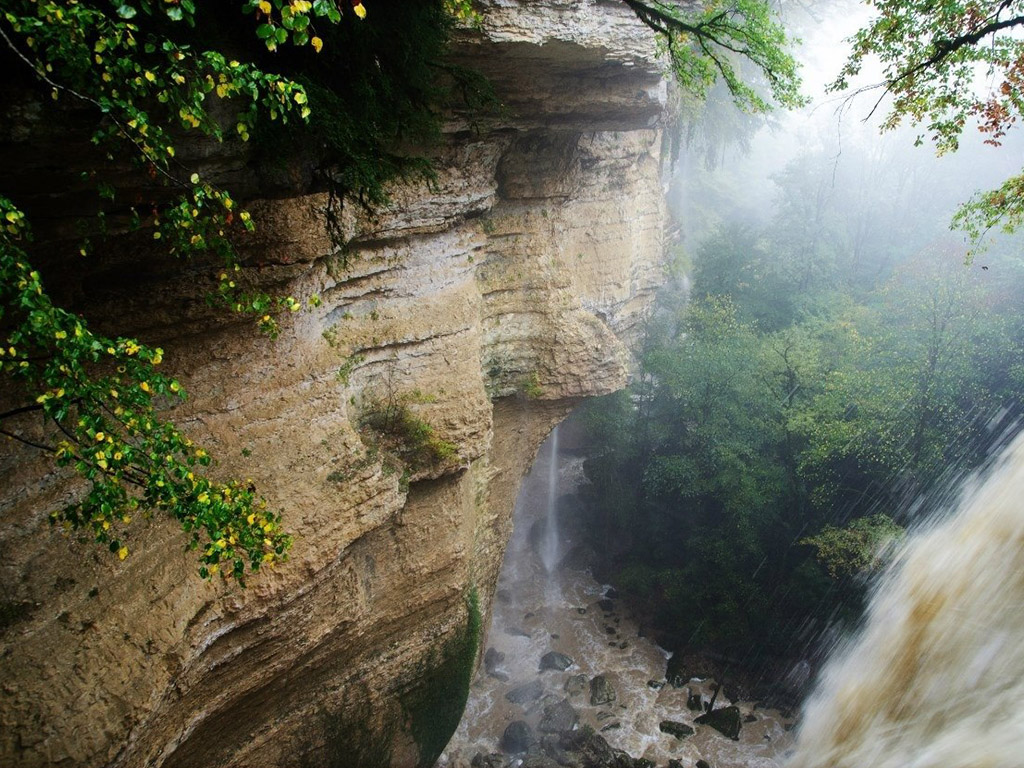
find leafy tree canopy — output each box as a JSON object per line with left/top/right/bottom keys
{"left": 832, "top": 0, "right": 1024, "bottom": 239}
{"left": 623, "top": 0, "right": 806, "bottom": 112}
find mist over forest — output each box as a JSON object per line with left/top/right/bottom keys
{"left": 567, "top": 0, "right": 1024, "bottom": 685}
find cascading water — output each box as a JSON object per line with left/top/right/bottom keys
{"left": 788, "top": 431, "right": 1024, "bottom": 768}
{"left": 540, "top": 425, "right": 560, "bottom": 574}
{"left": 440, "top": 426, "right": 794, "bottom": 768}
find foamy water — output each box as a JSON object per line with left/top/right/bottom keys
{"left": 440, "top": 430, "right": 794, "bottom": 767}
{"left": 789, "top": 432, "right": 1024, "bottom": 768}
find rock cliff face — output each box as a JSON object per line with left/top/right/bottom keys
{"left": 0, "top": 2, "right": 670, "bottom": 766}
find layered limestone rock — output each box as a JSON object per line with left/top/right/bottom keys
{"left": 0, "top": 2, "right": 670, "bottom": 766}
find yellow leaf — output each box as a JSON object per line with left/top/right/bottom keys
{"left": 353, "top": 2, "right": 366, "bottom": 19}
{"left": 311, "top": 36, "right": 323, "bottom": 53}
{"left": 118, "top": 546, "right": 129, "bottom": 560}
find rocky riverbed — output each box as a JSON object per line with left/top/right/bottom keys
{"left": 439, "top": 431, "right": 796, "bottom": 768}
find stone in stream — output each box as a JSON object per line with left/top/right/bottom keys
{"left": 604, "top": 587, "right": 619, "bottom": 599}
{"left": 564, "top": 673, "right": 587, "bottom": 697}
{"left": 667, "top": 761, "right": 684, "bottom": 768}
{"left": 520, "top": 749, "right": 560, "bottom": 768}
{"left": 506, "top": 679, "right": 545, "bottom": 705}
{"left": 484, "top": 646, "right": 509, "bottom": 681}
{"left": 686, "top": 687, "right": 704, "bottom": 711}
{"left": 484, "top": 646, "right": 504, "bottom": 668}
{"left": 647, "top": 679, "right": 665, "bottom": 690}
{"left": 539, "top": 650, "right": 574, "bottom": 672}
{"left": 553, "top": 728, "right": 616, "bottom": 766}
{"left": 695, "top": 705, "right": 742, "bottom": 740}
{"left": 471, "top": 752, "right": 506, "bottom": 768}
{"left": 501, "top": 720, "right": 534, "bottom": 753}
{"left": 504, "top": 625, "right": 531, "bottom": 638}
{"left": 589, "top": 674, "right": 616, "bottom": 706}
{"left": 696, "top": 761, "right": 712, "bottom": 768}
{"left": 659, "top": 720, "right": 695, "bottom": 739}
{"left": 538, "top": 698, "right": 578, "bottom": 733}
{"left": 600, "top": 721, "right": 621, "bottom": 732}
{"left": 597, "top": 598, "right": 615, "bottom": 613}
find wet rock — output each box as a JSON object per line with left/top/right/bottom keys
{"left": 617, "top": 641, "right": 628, "bottom": 649}
{"left": 686, "top": 687, "right": 704, "bottom": 711}
{"left": 659, "top": 720, "right": 695, "bottom": 739}
{"left": 604, "top": 588, "right": 619, "bottom": 599}
{"left": 696, "top": 761, "right": 712, "bottom": 768}
{"left": 520, "top": 752, "right": 560, "bottom": 768}
{"left": 600, "top": 722, "right": 621, "bottom": 732}
{"left": 556, "top": 728, "right": 616, "bottom": 766}
{"left": 501, "top": 721, "right": 534, "bottom": 754}
{"left": 597, "top": 598, "right": 615, "bottom": 613}
{"left": 471, "top": 752, "right": 507, "bottom": 768}
{"left": 539, "top": 698, "right": 578, "bottom": 733}
{"left": 695, "top": 705, "right": 742, "bottom": 740}
{"left": 539, "top": 651, "right": 574, "bottom": 672}
{"left": 496, "top": 589, "right": 511, "bottom": 604}
{"left": 506, "top": 679, "right": 545, "bottom": 705}
{"left": 667, "top": 761, "right": 684, "bottom": 768}
{"left": 647, "top": 679, "right": 665, "bottom": 690}
{"left": 564, "top": 673, "right": 587, "bottom": 697}
{"left": 551, "top": 633, "right": 559, "bottom": 640}
{"left": 596, "top": 710, "right": 615, "bottom": 720}
{"left": 632, "top": 760, "right": 655, "bottom": 768}
{"left": 484, "top": 647, "right": 505, "bottom": 671}
{"left": 576, "top": 607, "right": 587, "bottom": 615}
{"left": 485, "top": 647, "right": 509, "bottom": 681}
{"left": 589, "top": 674, "right": 616, "bottom": 706}
{"left": 744, "top": 713, "right": 757, "bottom": 723}
{"left": 504, "top": 625, "right": 531, "bottom": 638}
{"left": 605, "top": 626, "right": 616, "bottom": 634}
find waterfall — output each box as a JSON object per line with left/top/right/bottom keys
{"left": 540, "top": 425, "right": 560, "bottom": 573}
{"left": 788, "top": 432, "right": 1024, "bottom": 768}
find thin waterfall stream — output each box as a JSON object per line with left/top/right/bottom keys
{"left": 440, "top": 427, "right": 795, "bottom": 767}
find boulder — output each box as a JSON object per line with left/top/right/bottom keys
{"left": 589, "top": 674, "right": 616, "bottom": 706}
{"left": 484, "top": 647, "right": 505, "bottom": 670}
{"left": 539, "top": 651, "right": 574, "bottom": 672}
{"left": 471, "top": 752, "right": 507, "bottom": 768}
{"left": 659, "top": 721, "right": 695, "bottom": 739}
{"left": 686, "top": 687, "right": 704, "bottom": 711}
{"left": 501, "top": 720, "right": 534, "bottom": 754}
{"left": 506, "top": 679, "right": 545, "bottom": 705}
{"left": 695, "top": 706, "right": 742, "bottom": 740}
{"left": 597, "top": 598, "right": 615, "bottom": 613}
{"left": 604, "top": 588, "right": 619, "bottom": 599}
{"left": 647, "top": 679, "right": 665, "bottom": 690}
{"left": 667, "top": 761, "right": 685, "bottom": 768}
{"left": 520, "top": 753, "right": 560, "bottom": 768}
{"left": 696, "top": 761, "right": 712, "bottom": 768}
{"left": 539, "top": 698, "right": 578, "bottom": 734}
{"left": 485, "top": 647, "right": 508, "bottom": 680}
{"left": 556, "top": 728, "right": 616, "bottom": 766}
{"left": 564, "top": 673, "right": 587, "bottom": 697}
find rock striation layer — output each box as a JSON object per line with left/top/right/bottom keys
{"left": 0, "top": 2, "right": 670, "bottom": 766}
